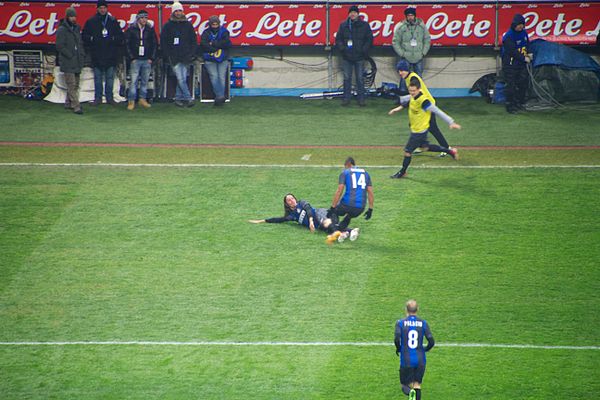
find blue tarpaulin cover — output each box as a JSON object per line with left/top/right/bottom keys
{"left": 530, "top": 39, "right": 600, "bottom": 73}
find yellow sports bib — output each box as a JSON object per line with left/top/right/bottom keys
{"left": 408, "top": 92, "right": 434, "bottom": 133}
{"left": 405, "top": 72, "right": 435, "bottom": 105}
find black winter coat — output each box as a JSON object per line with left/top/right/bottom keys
{"left": 125, "top": 22, "right": 158, "bottom": 61}
{"left": 335, "top": 18, "right": 373, "bottom": 62}
{"left": 200, "top": 27, "right": 232, "bottom": 61}
{"left": 82, "top": 12, "right": 124, "bottom": 68}
{"left": 56, "top": 19, "right": 85, "bottom": 73}
{"left": 161, "top": 16, "right": 197, "bottom": 65}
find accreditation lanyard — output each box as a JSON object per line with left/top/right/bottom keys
{"left": 101, "top": 15, "right": 109, "bottom": 38}
{"left": 347, "top": 19, "right": 353, "bottom": 48}
{"left": 409, "top": 24, "right": 417, "bottom": 47}
{"left": 138, "top": 26, "right": 145, "bottom": 56}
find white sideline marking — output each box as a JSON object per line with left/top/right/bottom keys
{"left": 0, "top": 163, "right": 599, "bottom": 169}
{"left": 0, "top": 341, "right": 598, "bottom": 350}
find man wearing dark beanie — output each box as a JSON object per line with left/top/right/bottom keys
{"left": 335, "top": 5, "right": 373, "bottom": 106}
{"left": 124, "top": 9, "right": 158, "bottom": 110}
{"left": 82, "top": 0, "right": 124, "bottom": 105}
{"left": 392, "top": 7, "right": 431, "bottom": 94}
{"left": 56, "top": 7, "right": 85, "bottom": 114}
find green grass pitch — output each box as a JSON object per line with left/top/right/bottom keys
{"left": 0, "top": 96, "right": 599, "bottom": 399}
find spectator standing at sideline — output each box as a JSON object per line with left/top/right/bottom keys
{"left": 55, "top": 7, "right": 85, "bottom": 115}
{"left": 501, "top": 14, "right": 532, "bottom": 114}
{"left": 124, "top": 9, "right": 158, "bottom": 110}
{"left": 201, "top": 15, "right": 232, "bottom": 106}
{"left": 82, "top": 0, "right": 124, "bottom": 105}
{"left": 161, "top": 2, "right": 197, "bottom": 107}
{"left": 335, "top": 5, "right": 373, "bottom": 107}
{"left": 392, "top": 7, "right": 431, "bottom": 94}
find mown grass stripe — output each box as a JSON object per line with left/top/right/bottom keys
{"left": 1, "top": 163, "right": 599, "bottom": 169}
{"left": 0, "top": 341, "right": 598, "bottom": 350}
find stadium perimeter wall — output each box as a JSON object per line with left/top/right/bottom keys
{"left": 0, "top": 1, "right": 598, "bottom": 96}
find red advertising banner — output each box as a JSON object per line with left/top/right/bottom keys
{"left": 186, "top": 4, "right": 327, "bottom": 46}
{"left": 0, "top": 2, "right": 159, "bottom": 44}
{"left": 329, "top": 4, "right": 497, "bottom": 47}
{"left": 498, "top": 2, "right": 600, "bottom": 45}
{"left": 0, "top": 2, "right": 598, "bottom": 46}
{"left": 0, "top": 2, "right": 327, "bottom": 45}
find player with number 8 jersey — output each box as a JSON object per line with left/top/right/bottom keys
{"left": 394, "top": 299, "right": 435, "bottom": 400}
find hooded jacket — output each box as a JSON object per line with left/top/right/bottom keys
{"left": 392, "top": 17, "right": 431, "bottom": 64}
{"left": 82, "top": 12, "right": 124, "bottom": 68}
{"left": 501, "top": 14, "right": 530, "bottom": 68}
{"left": 56, "top": 18, "right": 85, "bottom": 73}
{"left": 125, "top": 20, "right": 158, "bottom": 61}
{"left": 335, "top": 17, "right": 373, "bottom": 62}
{"left": 160, "top": 14, "right": 197, "bottom": 65}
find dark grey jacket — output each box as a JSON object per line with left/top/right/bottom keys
{"left": 56, "top": 18, "right": 85, "bottom": 73}
{"left": 335, "top": 17, "right": 373, "bottom": 62}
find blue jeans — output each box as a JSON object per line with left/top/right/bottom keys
{"left": 129, "top": 59, "right": 152, "bottom": 101}
{"left": 204, "top": 60, "right": 228, "bottom": 99}
{"left": 171, "top": 62, "right": 192, "bottom": 101}
{"left": 342, "top": 59, "right": 365, "bottom": 102}
{"left": 93, "top": 66, "right": 115, "bottom": 102}
{"left": 399, "top": 59, "right": 424, "bottom": 93}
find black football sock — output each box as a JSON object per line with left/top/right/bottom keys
{"left": 427, "top": 144, "right": 450, "bottom": 153}
{"left": 400, "top": 156, "right": 412, "bottom": 173}
{"left": 339, "top": 216, "right": 351, "bottom": 231}
{"left": 401, "top": 385, "right": 411, "bottom": 395}
{"left": 415, "top": 388, "right": 421, "bottom": 400}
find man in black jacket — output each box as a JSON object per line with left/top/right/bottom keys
{"left": 82, "top": 0, "right": 124, "bottom": 105}
{"left": 161, "top": 2, "right": 197, "bottom": 107}
{"left": 56, "top": 7, "right": 85, "bottom": 114}
{"left": 335, "top": 5, "right": 373, "bottom": 107}
{"left": 501, "top": 14, "right": 531, "bottom": 114}
{"left": 124, "top": 9, "right": 157, "bottom": 110}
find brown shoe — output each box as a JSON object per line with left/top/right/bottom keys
{"left": 138, "top": 98, "right": 151, "bottom": 108}
{"left": 127, "top": 100, "right": 135, "bottom": 111}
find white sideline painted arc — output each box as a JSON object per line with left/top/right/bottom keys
{"left": 0, "top": 341, "right": 598, "bottom": 350}
{"left": 1, "top": 163, "right": 599, "bottom": 169}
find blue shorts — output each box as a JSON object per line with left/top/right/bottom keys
{"left": 400, "top": 365, "right": 426, "bottom": 385}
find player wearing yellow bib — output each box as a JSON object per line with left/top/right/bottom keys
{"left": 396, "top": 60, "right": 452, "bottom": 156}
{"left": 389, "top": 77, "right": 461, "bottom": 179}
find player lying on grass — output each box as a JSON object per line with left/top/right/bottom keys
{"left": 249, "top": 193, "right": 360, "bottom": 242}
{"left": 388, "top": 77, "right": 461, "bottom": 179}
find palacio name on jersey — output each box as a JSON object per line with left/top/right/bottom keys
{"left": 403, "top": 320, "right": 423, "bottom": 327}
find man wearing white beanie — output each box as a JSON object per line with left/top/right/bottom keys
{"left": 160, "top": 2, "right": 198, "bottom": 107}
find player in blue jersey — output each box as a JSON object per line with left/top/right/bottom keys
{"left": 394, "top": 299, "right": 435, "bottom": 400}
{"left": 326, "top": 157, "right": 374, "bottom": 244}
{"left": 249, "top": 193, "right": 360, "bottom": 241}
